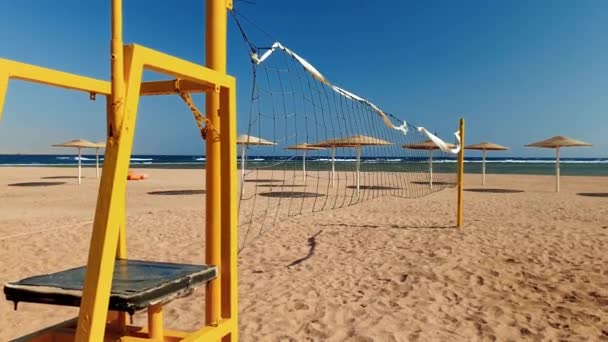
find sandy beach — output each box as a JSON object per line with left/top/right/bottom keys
{"left": 1, "top": 166, "right": 607, "bottom": 341}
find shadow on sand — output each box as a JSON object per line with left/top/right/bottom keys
{"left": 346, "top": 185, "right": 401, "bottom": 190}
{"left": 287, "top": 230, "right": 322, "bottom": 267}
{"left": 148, "top": 190, "right": 206, "bottom": 196}
{"left": 411, "top": 181, "right": 452, "bottom": 186}
{"left": 577, "top": 192, "right": 608, "bottom": 198}
{"left": 8, "top": 181, "right": 66, "bottom": 187}
{"left": 256, "top": 184, "right": 306, "bottom": 188}
{"left": 319, "top": 222, "right": 454, "bottom": 230}
{"left": 465, "top": 188, "right": 524, "bottom": 194}
{"left": 259, "top": 191, "right": 324, "bottom": 199}
{"left": 41, "top": 176, "right": 82, "bottom": 179}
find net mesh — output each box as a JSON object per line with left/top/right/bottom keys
{"left": 237, "top": 41, "right": 458, "bottom": 250}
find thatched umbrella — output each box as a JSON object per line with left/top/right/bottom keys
{"left": 236, "top": 134, "right": 276, "bottom": 179}
{"left": 92, "top": 141, "right": 106, "bottom": 179}
{"left": 403, "top": 139, "right": 456, "bottom": 189}
{"left": 52, "top": 139, "right": 98, "bottom": 184}
{"left": 313, "top": 135, "right": 392, "bottom": 195}
{"left": 465, "top": 142, "right": 508, "bottom": 185}
{"left": 285, "top": 143, "right": 325, "bottom": 182}
{"left": 525, "top": 136, "right": 592, "bottom": 192}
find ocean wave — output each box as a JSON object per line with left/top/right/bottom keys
{"left": 130, "top": 158, "right": 153, "bottom": 161}
{"left": 195, "top": 157, "right": 206, "bottom": 161}
{"left": 315, "top": 158, "right": 358, "bottom": 162}
{"left": 56, "top": 156, "right": 98, "bottom": 161}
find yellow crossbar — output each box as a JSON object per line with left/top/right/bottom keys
{"left": 0, "top": 58, "right": 110, "bottom": 95}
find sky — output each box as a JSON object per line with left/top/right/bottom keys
{"left": 0, "top": 0, "right": 606, "bottom": 157}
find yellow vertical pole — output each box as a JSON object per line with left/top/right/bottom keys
{"left": 110, "top": 0, "right": 128, "bottom": 329}
{"left": 220, "top": 83, "right": 238, "bottom": 341}
{"left": 0, "top": 73, "right": 8, "bottom": 122}
{"left": 110, "top": 0, "right": 127, "bottom": 260}
{"left": 147, "top": 304, "right": 164, "bottom": 339}
{"left": 205, "top": 0, "right": 230, "bottom": 326}
{"left": 457, "top": 118, "right": 465, "bottom": 228}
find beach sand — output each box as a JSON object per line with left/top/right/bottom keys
{"left": 1, "top": 167, "right": 607, "bottom": 341}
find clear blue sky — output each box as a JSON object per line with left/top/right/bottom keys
{"left": 0, "top": 0, "right": 606, "bottom": 157}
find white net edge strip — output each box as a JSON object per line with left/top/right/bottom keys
{"left": 251, "top": 41, "right": 461, "bottom": 154}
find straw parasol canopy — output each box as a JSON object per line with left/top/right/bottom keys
{"left": 403, "top": 139, "right": 456, "bottom": 188}
{"left": 236, "top": 134, "right": 276, "bottom": 146}
{"left": 285, "top": 144, "right": 325, "bottom": 182}
{"left": 525, "top": 136, "right": 592, "bottom": 192}
{"left": 52, "top": 139, "right": 98, "bottom": 184}
{"left": 236, "top": 134, "right": 276, "bottom": 178}
{"left": 313, "top": 135, "right": 392, "bottom": 194}
{"left": 465, "top": 142, "right": 509, "bottom": 186}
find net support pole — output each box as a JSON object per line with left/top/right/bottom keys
{"left": 555, "top": 147, "right": 560, "bottom": 193}
{"left": 482, "top": 149, "right": 486, "bottom": 186}
{"left": 78, "top": 147, "right": 82, "bottom": 185}
{"left": 205, "top": 0, "right": 228, "bottom": 327}
{"left": 457, "top": 118, "right": 465, "bottom": 228}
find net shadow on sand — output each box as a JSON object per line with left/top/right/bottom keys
{"left": 346, "top": 185, "right": 400, "bottom": 190}
{"left": 148, "top": 190, "right": 206, "bottom": 196}
{"left": 319, "top": 223, "right": 454, "bottom": 230}
{"left": 465, "top": 189, "right": 524, "bottom": 194}
{"left": 577, "top": 193, "right": 608, "bottom": 198}
{"left": 8, "top": 181, "right": 66, "bottom": 187}
{"left": 258, "top": 191, "right": 324, "bottom": 198}
{"left": 256, "top": 184, "right": 306, "bottom": 188}
{"left": 41, "top": 176, "right": 82, "bottom": 179}
{"left": 411, "top": 181, "right": 452, "bottom": 186}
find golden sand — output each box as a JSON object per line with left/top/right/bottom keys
{"left": 1, "top": 167, "right": 607, "bottom": 340}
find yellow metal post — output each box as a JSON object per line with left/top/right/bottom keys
{"left": 220, "top": 82, "right": 238, "bottom": 341}
{"left": 147, "top": 304, "right": 164, "bottom": 339}
{"left": 205, "top": 0, "right": 230, "bottom": 326}
{"left": 109, "top": 0, "right": 128, "bottom": 330}
{"left": 457, "top": 118, "right": 465, "bottom": 228}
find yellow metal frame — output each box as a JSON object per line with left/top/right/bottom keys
{"left": 2, "top": 0, "right": 238, "bottom": 341}
{"left": 457, "top": 118, "right": 465, "bottom": 228}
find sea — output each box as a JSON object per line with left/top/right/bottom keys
{"left": 0, "top": 155, "right": 607, "bottom": 176}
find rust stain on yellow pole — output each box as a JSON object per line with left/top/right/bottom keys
{"left": 205, "top": 0, "right": 229, "bottom": 326}
{"left": 457, "top": 118, "right": 465, "bottom": 228}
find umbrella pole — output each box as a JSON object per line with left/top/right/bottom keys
{"left": 240, "top": 145, "right": 246, "bottom": 180}
{"left": 302, "top": 149, "right": 307, "bottom": 183}
{"left": 96, "top": 148, "right": 100, "bottom": 179}
{"left": 78, "top": 147, "right": 82, "bottom": 185}
{"left": 556, "top": 147, "right": 560, "bottom": 192}
{"left": 331, "top": 147, "right": 335, "bottom": 188}
{"left": 356, "top": 145, "right": 361, "bottom": 196}
{"left": 482, "top": 149, "right": 486, "bottom": 186}
{"left": 429, "top": 149, "right": 433, "bottom": 189}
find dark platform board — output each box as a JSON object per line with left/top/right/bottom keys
{"left": 4, "top": 259, "right": 217, "bottom": 314}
